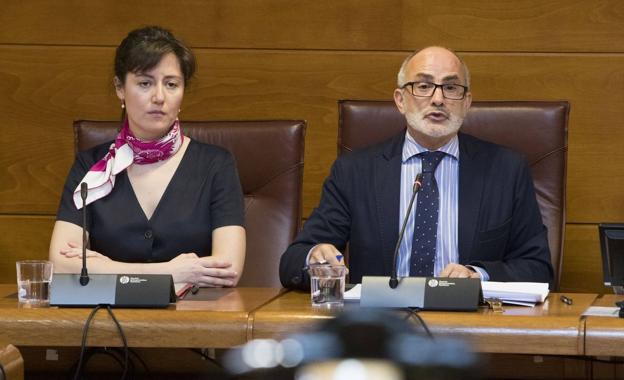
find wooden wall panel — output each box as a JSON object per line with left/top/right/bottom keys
{"left": 1, "top": 1, "right": 624, "bottom": 293}
{"left": 0, "top": 46, "right": 403, "bottom": 215}
{"left": 559, "top": 224, "right": 611, "bottom": 294}
{"left": 0, "top": 221, "right": 608, "bottom": 293}
{"left": 2, "top": 1, "right": 624, "bottom": 52}
{"left": 0, "top": 46, "right": 119, "bottom": 214}
{"left": 463, "top": 53, "right": 624, "bottom": 223}
{"left": 0, "top": 216, "right": 55, "bottom": 283}
{"left": 3, "top": 47, "right": 624, "bottom": 223}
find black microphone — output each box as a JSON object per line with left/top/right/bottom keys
{"left": 79, "top": 182, "right": 89, "bottom": 286}
{"left": 389, "top": 173, "right": 423, "bottom": 289}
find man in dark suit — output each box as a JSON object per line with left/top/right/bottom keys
{"left": 280, "top": 46, "right": 553, "bottom": 289}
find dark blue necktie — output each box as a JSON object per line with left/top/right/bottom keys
{"left": 410, "top": 151, "right": 445, "bottom": 277}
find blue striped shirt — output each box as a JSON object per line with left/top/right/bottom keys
{"left": 397, "top": 132, "right": 460, "bottom": 277}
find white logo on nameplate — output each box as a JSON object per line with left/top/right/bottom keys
{"left": 119, "top": 276, "right": 130, "bottom": 284}
{"left": 428, "top": 279, "right": 439, "bottom": 287}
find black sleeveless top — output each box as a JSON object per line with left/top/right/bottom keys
{"left": 56, "top": 139, "right": 244, "bottom": 263}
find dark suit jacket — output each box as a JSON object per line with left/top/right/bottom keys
{"left": 279, "top": 131, "right": 554, "bottom": 290}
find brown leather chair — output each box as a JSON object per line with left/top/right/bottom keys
{"left": 0, "top": 344, "right": 23, "bottom": 380}
{"left": 74, "top": 120, "right": 306, "bottom": 287}
{"left": 338, "top": 100, "right": 568, "bottom": 289}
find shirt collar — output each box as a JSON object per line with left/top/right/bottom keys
{"left": 402, "top": 131, "right": 459, "bottom": 163}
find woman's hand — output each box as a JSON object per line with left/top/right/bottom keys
{"left": 59, "top": 242, "right": 111, "bottom": 262}
{"left": 168, "top": 253, "right": 238, "bottom": 287}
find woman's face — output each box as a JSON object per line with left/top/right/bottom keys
{"left": 115, "top": 53, "right": 184, "bottom": 140}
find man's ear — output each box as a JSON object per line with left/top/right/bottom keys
{"left": 393, "top": 88, "right": 406, "bottom": 115}
{"left": 463, "top": 91, "right": 472, "bottom": 113}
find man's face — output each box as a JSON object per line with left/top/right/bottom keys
{"left": 394, "top": 47, "right": 472, "bottom": 149}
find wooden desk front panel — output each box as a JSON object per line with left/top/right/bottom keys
{"left": 251, "top": 291, "right": 597, "bottom": 355}
{"left": 0, "top": 285, "right": 282, "bottom": 348}
{"left": 584, "top": 294, "right": 624, "bottom": 356}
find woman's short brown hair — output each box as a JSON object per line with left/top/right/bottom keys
{"left": 114, "top": 26, "right": 196, "bottom": 86}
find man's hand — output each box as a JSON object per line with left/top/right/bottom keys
{"left": 439, "top": 263, "right": 481, "bottom": 279}
{"left": 309, "top": 244, "right": 345, "bottom": 265}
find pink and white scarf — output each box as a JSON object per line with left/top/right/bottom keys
{"left": 73, "top": 119, "right": 184, "bottom": 209}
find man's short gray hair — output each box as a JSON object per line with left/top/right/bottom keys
{"left": 396, "top": 47, "right": 471, "bottom": 89}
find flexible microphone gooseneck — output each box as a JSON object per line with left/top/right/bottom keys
{"left": 79, "top": 182, "right": 90, "bottom": 286}
{"left": 389, "top": 173, "right": 423, "bottom": 289}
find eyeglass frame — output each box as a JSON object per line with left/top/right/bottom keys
{"left": 400, "top": 81, "right": 469, "bottom": 100}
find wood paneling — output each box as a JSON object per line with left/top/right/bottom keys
{"left": 0, "top": 216, "right": 55, "bottom": 283}
{"left": 3, "top": 47, "right": 624, "bottom": 223}
{"left": 0, "top": 46, "right": 402, "bottom": 215}
{"left": 560, "top": 224, "right": 612, "bottom": 294}
{"left": 464, "top": 53, "right": 624, "bottom": 223}
{"left": 0, "top": 219, "right": 610, "bottom": 295}
{"left": 2, "top": 1, "right": 624, "bottom": 291}
{"left": 0, "top": 46, "right": 118, "bottom": 214}
{"left": 2, "top": 1, "right": 624, "bottom": 53}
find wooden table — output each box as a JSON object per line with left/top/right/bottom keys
{"left": 0, "top": 285, "right": 283, "bottom": 348}
{"left": 251, "top": 291, "right": 598, "bottom": 355}
{"left": 584, "top": 294, "right": 624, "bottom": 356}
{"left": 0, "top": 284, "right": 607, "bottom": 356}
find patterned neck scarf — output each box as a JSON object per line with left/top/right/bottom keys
{"left": 73, "top": 119, "right": 184, "bottom": 209}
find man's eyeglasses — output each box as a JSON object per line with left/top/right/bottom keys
{"left": 401, "top": 81, "right": 468, "bottom": 100}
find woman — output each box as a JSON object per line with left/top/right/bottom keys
{"left": 49, "top": 26, "right": 245, "bottom": 287}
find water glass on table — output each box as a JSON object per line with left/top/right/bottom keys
{"left": 16, "top": 260, "right": 53, "bottom": 308}
{"left": 307, "top": 263, "right": 347, "bottom": 308}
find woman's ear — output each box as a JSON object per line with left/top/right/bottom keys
{"left": 113, "top": 77, "right": 124, "bottom": 100}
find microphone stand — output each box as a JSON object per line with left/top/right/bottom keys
{"left": 389, "top": 173, "right": 423, "bottom": 289}
{"left": 79, "top": 182, "right": 89, "bottom": 286}
{"left": 50, "top": 183, "right": 175, "bottom": 307}
{"left": 360, "top": 175, "right": 481, "bottom": 310}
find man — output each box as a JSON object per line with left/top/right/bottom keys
{"left": 279, "top": 46, "right": 553, "bottom": 289}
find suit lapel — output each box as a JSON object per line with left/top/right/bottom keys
{"left": 374, "top": 132, "right": 404, "bottom": 274}
{"left": 458, "top": 133, "right": 485, "bottom": 262}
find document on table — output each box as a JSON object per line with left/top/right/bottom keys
{"left": 582, "top": 307, "right": 620, "bottom": 317}
{"left": 344, "top": 284, "right": 361, "bottom": 301}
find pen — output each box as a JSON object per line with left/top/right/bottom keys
{"left": 560, "top": 295, "right": 573, "bottom": 305}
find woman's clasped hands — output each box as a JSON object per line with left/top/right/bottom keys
{"left": 60, "top": 243, "right": 237, "bottom": 288}
{"left": 167, "top": 253, "right": 237, "bottom": 287}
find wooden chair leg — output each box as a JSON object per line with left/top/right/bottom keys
{"left": 0, "top": 344, "right": 24, "bottom": 380}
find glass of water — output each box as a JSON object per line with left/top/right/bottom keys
{"left": 16, "top": 260, "right": 53, "bottom": 308}
{"left": 307, "top": 264, "right": 347, "bottom": 308}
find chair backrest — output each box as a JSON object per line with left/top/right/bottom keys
{"left": 0, "top": 343, "right": 23, "bottom": 380}
{"left": 338, "top": 100, "right": 569, "bottom": 289}
{"left": 74, "top": 120, "right": 306, "bottom": 288}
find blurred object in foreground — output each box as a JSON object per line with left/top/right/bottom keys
{"left": 224, "top": 309, "right": 481, "bottom": 380}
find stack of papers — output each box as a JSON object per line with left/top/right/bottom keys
{"left": 482, "top": 281, "right": 549, "bottom": 307}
